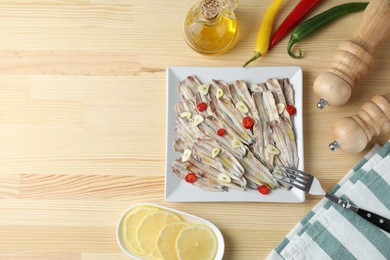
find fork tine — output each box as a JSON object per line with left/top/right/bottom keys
{"left": 272, "top": 176, "right": 306, "bottom": 191}
{"left": 272, "top": 170, "right": 307, "bottom": 186}
{"left": 275, "top": 164, "right": 310, "bottom": 178}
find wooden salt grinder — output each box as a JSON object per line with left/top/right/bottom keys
{"left": 329, "top": 93, "right": 390, "bottom": 153}
{"left": 313, "top": 0, "right": 390, "bottom": 109}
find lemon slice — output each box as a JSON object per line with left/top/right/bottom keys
{"left": 122, "top": 206, "right": 158, "bottom": 255}
{"left": 157, "top": 222, "right": 189, "bottom": 260}
{"left": 137, "top": 210, "right": 182, "bottom": 256}
{"left": 175, "top": 225, "right": 217, "bottom": 260}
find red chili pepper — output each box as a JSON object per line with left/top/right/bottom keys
{"left": 242, "top": 117, "right": 254, "bottom": 129}
{"left": 269, "top": 0, "right": 323, "bottom": 50}
{"left": 217, "top": 128, "right": 226, "bottom": 136}
{"left": 257, "top": 185, "right": 270, "bottom": 195}
{"left": 185, "top": 173, "right": 197, "bottom": 183}
{"left": 286, "top": 105, "right": 297, "bottom": 116}
{"left": 197, "top": 102, "right": 207, "bottom": 112}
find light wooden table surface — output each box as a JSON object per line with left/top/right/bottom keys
{"left": 0, "top": 0, "right": 389, "bottom": 259}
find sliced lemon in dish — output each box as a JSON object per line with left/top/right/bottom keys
{"left": 117, "top": 204, "right": 224, "bottom": 260}
{"left": 157, "top": 221, "right": 189, "bottom": 260}
{"left": 122, "top": 206, "right": 158, "bottom": 255}
{"left": 137, "top": 210, "right": 182, "bottom": 255}
{"left": 175, "top": 224, "right": 218, "bottom": 260}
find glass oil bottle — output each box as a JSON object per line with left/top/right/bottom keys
{"left": 184, "top": 0, "right": 238, "bottom": 55}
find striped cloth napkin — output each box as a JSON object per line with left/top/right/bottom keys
{"left": 267, "top": 141, "right": 390, "bottom": 260}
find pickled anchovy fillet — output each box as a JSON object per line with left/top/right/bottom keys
{"left": 230, "top": 80, "right": 259, "bottom": 121}
{"left": 208, "top": 98, "right": 250, "bottom": 145}
{"left": 252, "top": 121, "right": 265, "bottom": 163}
{"left": 263, "top": 90, "right": 279, "bottom": 121}
{"left": 193, "top": 137, "right": 244, "bottom": 179}
{"left": 281, "top": 78, "right": 295, "bottom": 107}
{"left": 279, "top": 117, "right": 299, "bottom": 168}
{"left": 179, "top": 75, "right": 213, "bottom": 116}
{"left": 210, "top": 81, "right": 253, "bottom": 145}
{"left": 173, "top": 139, "right": 246, "bottom": 190}
{"left": 238, "top": 151, "right": 278, "bottom": 189}
{"left": 175, "top": 117, "right": 203, "bottom": 146}
{"left": 263, "top": 121, "right": 275, "bottom": 169}
{"left": 265, "top": 78, "right": 291, "bottom": 123}
{"left": 188, "top": 157, "right": 246, "bottom": 191}
{"left": 178, "top": 81, "right": 196, "bottom": 111}
{"left": 252, "top": 90, "right": 269, "bottom": 122}
{"left": 173, "top": 75, "right": 299, "bottom": 193}
{"left": 198, "top": 116, "right": 247, "bottom": 159}
{"left": 270, "top": 120, "right": 290, "bottom": 167}
{"left": 172, "top": 160, "right": 226, "bottom": 192}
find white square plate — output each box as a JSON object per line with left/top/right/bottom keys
{"left": 165, "top": 67, "right": 304, "bottom": 202}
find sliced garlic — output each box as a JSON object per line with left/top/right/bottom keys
{"left": 211, "top": 148, "right": 220, "bottom": 158}
{"left": 218, "top": 173, "right": 231, "bottom": 183}
{"left": 181, "top": 149, "right": 192, "bottom": 162}
{"left": 235, "top": 101, "right": 249, "bottom": 113}
{"left": 197, "top": 84, "right": 210, "bottom": 96}
{"left": 276, "top": 103, "right": 285, "bottom": 115}
{"left": 179, "top": 111, "right": 192, "bottom": 119}
{"left": 266, "top": 144, "right": 280, "bottom": 155}
{"left": 231, "top": 138, "right": 243, "bottom": 148}
{"left": 250, "top": 84, "right": 264, "bottom": 93}
{"left": 192, "top": 115, "right": 204, "bottom": 126}
{"left": 216, "top": 88, "right": 224, "bottom": 99}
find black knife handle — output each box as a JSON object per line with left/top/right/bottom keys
{"left": 357, "top": 208, "right": 390, "bottom": 233}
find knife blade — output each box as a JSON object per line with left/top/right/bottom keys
{"left": 325, "top": 193, "right": 390, "bottom": 233}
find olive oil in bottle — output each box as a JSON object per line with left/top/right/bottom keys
{"left": 184, "top": 0, "right": 238, "bottom": 55}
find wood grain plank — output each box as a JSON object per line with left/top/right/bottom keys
{"left": 0, "top": 226, "right": 118, "bottom": 252}
{"left": 0, "top": 51, "right": 139, "bottom": 76}
{"left": 0, "top": 0, "right": 388, "bottom": 258}
{"left": 0, "top": 175, "right": 20, "bottom": 199}
{"left": 0, "top": 100, "right": 84, "bottom": 126}
{"left": 81, "top": 253, "right": 128, "bottom": 260}
{"left": 0, "top": 199, "right": 127, "bottom": 227}
{"left": 0, "top": 253, "right": 80, "bottom": 260}
{"left": 20, "top": 174, "right": 164, "bottom": 200}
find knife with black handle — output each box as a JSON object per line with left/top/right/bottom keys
{"left": 325, "top": 193, "right": 390, "bottom": 233}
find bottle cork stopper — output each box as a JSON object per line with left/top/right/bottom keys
{"left": 201, "top": 0, "right": 221, "bottom": 20}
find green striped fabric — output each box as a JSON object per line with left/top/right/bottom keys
{"left": 267, "top": 141, "right": 390, "bottom": 260}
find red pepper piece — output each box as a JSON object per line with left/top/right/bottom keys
{"left": 185, "top": 173, "right": 197, "bottom": 183}
{"left": 269, "top": 0, "right": 323, "bottom": 50}
{"left": 197, "top": 102, "right": 207, "bottom": 112}
{"left": 257, "top": 185, "right": 270, "bottom": 195}
{"left": 217, "top": 128, "right": 226, "bottom": 136}
{"left": 286, "top": 105, "right": 297, "bottom": 116}
{"left": 242, "top": 117, "right": 254, "bottom": 129}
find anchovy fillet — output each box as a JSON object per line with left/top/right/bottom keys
{"left": 172, "top": 75, "right": 299, "bottom": 193}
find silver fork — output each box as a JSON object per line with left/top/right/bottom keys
{"left": 273, "top": 165, "right": 390, "bottom": 233}
{"left": 273, "top": 165, "right": 326, "bottom": 196}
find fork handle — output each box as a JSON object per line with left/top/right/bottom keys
{"left": 357, "top": 208, "right": 390, "bottom": 233}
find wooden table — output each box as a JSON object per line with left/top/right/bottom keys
{"left": 0, "top": 0, "right": 389, "bottom": 259}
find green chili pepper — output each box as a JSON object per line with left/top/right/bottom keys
{"left": 288, "top": 2, "right": 368, "bottom": 59}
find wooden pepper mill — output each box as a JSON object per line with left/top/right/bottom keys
{"left": 329, "top": 93, "right": 390, "bottom": 153}
{"left": 313, "top": 0, "right": 390, "bottom": 109}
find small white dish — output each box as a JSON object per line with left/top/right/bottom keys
{"left": 116, "top": 203, "right": 225, "bottom": 260}
{"left": 165, "top": 66, "right": 304, "bottom": 203}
